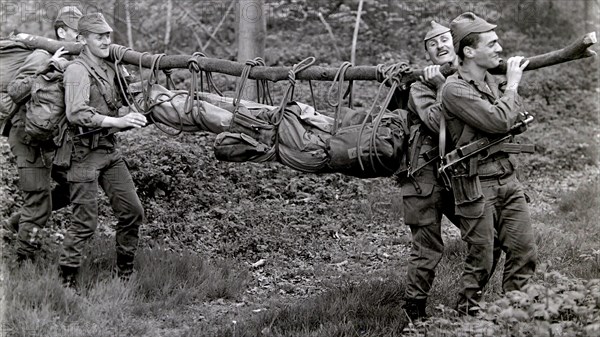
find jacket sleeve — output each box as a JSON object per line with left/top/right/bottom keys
{"left": 407, "top": 81, "right": 444, "bottom": 133}
{"left": 441, "top": 80, "right": 525, "bottom": 134}
{"left": 7, "top": 49, "right": 50, "bottom": 104}
{"left": 63, "top": 63, "right": 107, "bottom": 127}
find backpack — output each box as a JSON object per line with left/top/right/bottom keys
{"left": 24, "top": 60, "right": 67, "bottom": 143}
{"left": 25, "top": 58, "right": 126, "bottom": 144}
{"left": 0, "top": 40, "right": 33, "bottom": 136}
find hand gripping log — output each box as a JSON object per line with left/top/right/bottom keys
{"left": 9, "top": 32, "right": 597, "bottom": 87}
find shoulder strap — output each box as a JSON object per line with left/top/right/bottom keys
{"left": 72, "top": 59, "right": 118, "bottom": 111}
{"left": 439, "top": 113, "right": 446, "bottom": 160}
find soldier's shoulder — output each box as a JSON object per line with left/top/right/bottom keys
{"left": 65, "top": 59, "right": 88, "bottom": 73}
{"left": 23, "top": 49, "right": 50, "bottom": 63}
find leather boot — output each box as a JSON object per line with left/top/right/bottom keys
{"left": 59, "top": 265, "right": 79, "bottom": 290}
{"left": 116, "top": 253, "right": 135, "bottom": 281}
{"left": 402, "top": 299, "right": 428, "bottom": 321}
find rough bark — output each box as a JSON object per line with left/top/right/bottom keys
{"left": 9, "top": 32, "right": 597, "bottom": 87}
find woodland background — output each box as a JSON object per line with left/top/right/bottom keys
{"left": 0, "top": 0, "right": 599, "bottom": 336}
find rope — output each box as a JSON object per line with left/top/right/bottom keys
{"left": 162, "top": 68, "right": 175, "bottom": 90}
{"left": 232, "top": 59, "right": 258, "bottom": 109}
{"left": 328, "top": 62, "right": 353, "bottom": 134}
{"left": 111, "top": 45, "right": 134, "bottom": 109}
{"left": 272, "top": 56, "right": 316, "bottom": 126}
{"left": 365, "top": 62, "right": 411, "bottom": 172}
{"left": 183, "top": 55, "right": 201, "bottom": 117}
{"left": 347, "top": 62, "right": 409, "bottom": 173}
{"left": 192, "top": 52, "right": 224, "bottom": 96}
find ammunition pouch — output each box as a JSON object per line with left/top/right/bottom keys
{"left": 451, "top": 174, "right": 485, "bottom": 218}
{"left": 53, "top": 129, "right": 74, "bottom": 168}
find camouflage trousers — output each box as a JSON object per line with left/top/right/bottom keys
{"left": 59, "top": 145, "right": 144, "bottom": 270}
{"left": 455, "top": 175, "right": 537, "bottom": 314}
{"left": 8, "top": 125, "right": 71, "bottom": 257}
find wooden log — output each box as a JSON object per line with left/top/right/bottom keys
{"left": 9, "top": 32, "right": 597, "bottom": 87}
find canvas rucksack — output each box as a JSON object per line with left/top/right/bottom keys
{"left": 25, "top": 58, "right": 126, "bottom": 145}
{"left": 24, "top": 60, "right": 68, "bottom": 143}
{"left": 0, "top": 40, "right": 33, "bottom": 136}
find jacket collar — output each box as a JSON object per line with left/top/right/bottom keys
{"left": 79, "top": 51, "right": 115, "bottom": 83}
{"left": 455, "top": 68, "right": 499, "bottom": 100}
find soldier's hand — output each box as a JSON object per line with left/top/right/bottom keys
{"left": 420, "top": 65, "right": 445, "bottom": 88}
{"left": 50, "top": 47, "right": 70, "bottom": 69}
{"left": 505, "top": 56, "right": 529, "bottom": 91}
{"left": 119, "top": 112, "right": 147, "bottom": 129}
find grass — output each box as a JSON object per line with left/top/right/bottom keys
{"left": 2, "top": 174, "right": 598, "bottom": 337}
{"left": 2, "top": 235, "right": 248, "bottom": 337}
{"left": 210, "top": 175, "right": 600, "bottom": 337}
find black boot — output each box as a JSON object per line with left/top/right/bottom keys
{"left": 59, "top": 265, "right": 79, "bottom": 290}
{"left": 116, "top": 253, "right": 135, "bottom": 281}
{"left": 402, "top": 299, "right": 428, "bottom": 321}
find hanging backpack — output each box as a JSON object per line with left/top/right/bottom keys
{"left": 24, "top": 59, "right": 68, "bottom": 143}
{"left": 0, "top": 40, "right": 33, "bottom": 136}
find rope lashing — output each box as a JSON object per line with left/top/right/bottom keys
{"left": 191, "top": 52, "right": 224, "bottom": 96}
{"left": 271, "top": 56, "right": 316, "bottom": 127}
{"left": 357, "top": 61, "right": 411, "bottom": 172}
{"left": 162, "top": 68, "right": 175, "bottom": 90}
{"left": 110, "top": 45, "right": 134, "bottom": 108}
{"left": 251, "top": 57, "right": 273, "bottom": 105}
{"left": 328, "top": 62, "right": 353, "bottom": 134}
{"left": 232, "top": 58, "right": 259, "bottom": 109}
{"left": 271, "top": 57, "right": 316, "bottom": 160}
{"left": 184, "top": 55, "right": 202, "bottom": 116}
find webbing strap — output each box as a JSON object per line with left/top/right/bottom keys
{"left": 439, "top": 112, "right": 447, "bottom": 160}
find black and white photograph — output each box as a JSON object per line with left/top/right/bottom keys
{"left": 0, "top": 1, "right": 598, "bottom": 336}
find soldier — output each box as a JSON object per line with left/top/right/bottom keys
{"left": 398, "top": 21, "right": 460, "bottom": 321}
{"left": 59, "top": 13, "right": 146, "bottom": 288}
{"left": 4, "top": 6, "right": 82, "bottom": 262}
{"left": 441, "top": 12, "right": 537, "bottom": 316}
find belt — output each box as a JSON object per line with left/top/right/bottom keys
{"left": 479, "top": 172, "right": 516, "bottom": 187}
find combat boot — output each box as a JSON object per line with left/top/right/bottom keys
{"left": 59, "top": 265, "right": 80, "bottom": 290}
{"left": 116, "top": 253, "right": 135, "bottom": 281}
{"left": 402, "top": 299, "right": 428, "bottom": 321}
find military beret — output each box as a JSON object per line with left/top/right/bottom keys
{"left": 77, "top": 13, "right": 113, "bottom": 34}
{"left": 450, "top": 12, "right": 496, "bottom": 51}
{"left": 54, "top": 6, "right": 83, "bottom": 30}
{"left": 424, "top": 21, "right": 450, "bottom": 42}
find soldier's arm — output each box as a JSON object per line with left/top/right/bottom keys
{"left": 7, "top": 49, "right": 51, "bottom": 104}
{"left": 407, "top": 81, "right": 443, "bottom": 133}
{"left": 63, "top": 63, "right": 107, "bottom": 128}
{"left": 441, "top": 80, "right": 526, "bottom": 134}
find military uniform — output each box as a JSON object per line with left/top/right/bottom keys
{"left": 442, "top": 13, "right": 537, "bottom": 315}
{"left": 401, "top": 79, "right": 458, "bottom": 307}
{"left": 5, "top": 5, "right": 83, "bottom": 260}
{"left": 59, "top": 14, "right": 144, "bottom": 282}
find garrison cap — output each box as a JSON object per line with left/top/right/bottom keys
{"left": 450, "top": 12, "right": 496, "bottom": 51}
{"left": 54, "top": 6, "right": 83, "bottom": 30}
{"left": 424, "top": 21, "right": 450, "bottom": 42}
{"left": 77, "top": 13, "right": 113, "bottom": 34}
